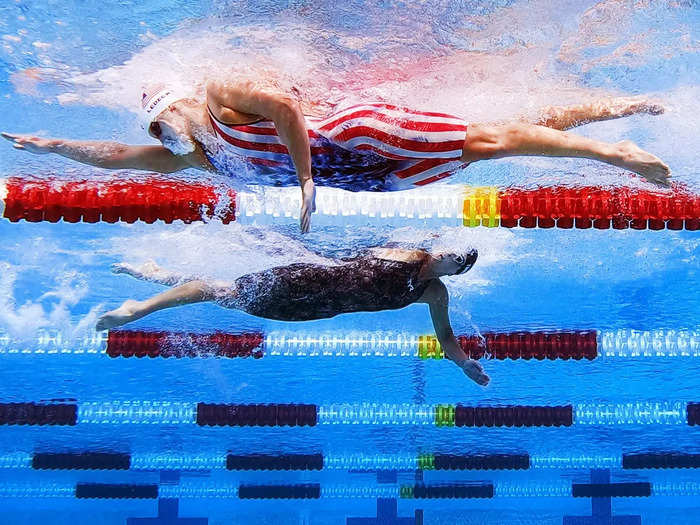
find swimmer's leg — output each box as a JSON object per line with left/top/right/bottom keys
{"left": 96, "top": 262, "right": 233, "bottom": 331}
{"left": 112, "top": 261, "right": 232, "bottom": 289}
{"left": 111, "top": 261, "right": 186, "bottom": 286}
{"left": 95, "top": 281, "right": 220, "bottom": 331}
{"left": 530, "top": 96, "right": 665, "bottom": 131}
{"left": 460, "top": 122, "right": 671, "bottom": 187}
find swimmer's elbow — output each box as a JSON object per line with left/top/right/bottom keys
{"left": 270, "top": 96, "right": 302, "bottom": 123}
{"left": 98, "top": 144, "right": 131, "bottom": 168}
{"left": 276, "top": 96, "right": 300, "bottom": 111}
{"left": 205, "top": 80, "right": 226, "bottom": 103}
{"left": 96, "top": 144, "right": 146, "bottom": 170}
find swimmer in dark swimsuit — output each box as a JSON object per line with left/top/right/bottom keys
{"left": 3, "top": 79, "right": 671, "bottom": 233}
{"left": 95, "top": 247, "right": 490, "bottom": 386}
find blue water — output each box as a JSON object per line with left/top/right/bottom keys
{"left": 0, "top": 0, "right": 699, "bottom": 523}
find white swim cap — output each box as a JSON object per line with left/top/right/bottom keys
{"left": 139, "top": 84, "right": 187, "bottom": 130}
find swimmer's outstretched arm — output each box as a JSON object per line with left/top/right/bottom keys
{"left": 419, "top": 280, "right": 490, "bottom": 386}
{"left": 206, "top": 80, "right": 315, "bottom": 232}
{"left": 1, "top": 132, "right": 189, "bottom": 173}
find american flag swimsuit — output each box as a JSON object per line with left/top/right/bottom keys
{"left": 205, "top": 103, "right": 468, "bottom": 191}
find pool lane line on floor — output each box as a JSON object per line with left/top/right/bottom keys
{"left": 1, "top": 451, "right": 699, "bottom": 472}
{"left": 1, "top": 328, "right": 698, "bottom": 359}
{"left": 1, "top": 400, "right": 699, "bottom": 426}
{"left": 2, "top": 177, "right": 698, "bottom": 230}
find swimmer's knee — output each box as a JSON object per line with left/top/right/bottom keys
{"left": 460, "top": 122, "right": 524, "bottom": 162}
{"left": 183, "top": 280, "right": 215, "bottom": 300}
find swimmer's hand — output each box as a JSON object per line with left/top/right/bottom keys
{"left": 460, "top": 359, "right": 490, "bottom": 386}
{"left": 300, "top": 178, "right": 316, "bottom": 233}
{"left": 1, "top": 132, "right": 57, "bottom": 154}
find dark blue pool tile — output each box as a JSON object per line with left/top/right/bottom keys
{"left": 160, "top": 471, "right": 180, "bottom": 484}
{"left": 563, "top": 517, "right": 641, "bottom": 525}
{"left": 564, "top": 469, "right": 643, "bottom": 525}
{"left": 572, "top": 483, "right": 651, "bottom": 498}
{"left": 414, "top": 510, "right": 423, "bottom": 525}
{"left": 347, "top": 498, "right": 416, "bottom": 525}
{"left": 376, "top": 470, "right": 398, "bottom": 484}
{"left": 127, "top": 498, "right": 208, "bottom": 525}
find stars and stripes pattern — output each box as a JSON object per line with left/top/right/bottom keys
{"left": 207, "top": 103, "right": 468, "bottom": 188}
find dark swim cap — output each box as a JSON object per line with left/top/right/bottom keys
{"left": 454, "top": 248, "right": 478, "bottom": 274}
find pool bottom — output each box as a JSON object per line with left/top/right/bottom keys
{"left": 1, "top": 468, "right": 700, "bottom": 525}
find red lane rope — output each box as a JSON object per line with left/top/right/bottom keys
{"left": 454, "top": 405, "right": 573, "bottom": 427}
{"left": 107, "top": 329, "right": 597, "bottom": 360}
{"left": 2, "top": 177, "right": 697, "bottom": 229}
{"left": 106, "top": 330, "right": 264, "bottom": 358}
{"left": 498, "top": 186, "right": 700, "bottom": 230}
{"left": 0, "top": 402, "right": 77, "bottom": 425}
{"left": 196, "top": 403, "right": 318, "bottom": 427}
{"left": 2, "top": 177, "right": 236, "bottom": 224}
{"left": 459, "top": 331, "right": 598, "bottom": 360}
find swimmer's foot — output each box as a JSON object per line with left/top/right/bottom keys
{"left": 111, "top": 260, "right": 162, "bottom": 279}
{"left": 612, "top": 140, "right": 671, "bottom": 188}
{"left": 96, "top": 299, "right": 143, "bottom": 331}
{"left": 461, "top": 359, "right": 490, "bottom": 386}
{"left": 536, "top": 95, "right": 666, "bottom": 130}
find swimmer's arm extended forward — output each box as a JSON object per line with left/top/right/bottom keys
{"left": 206, "top": 80, "right": 315, "bottom": 232}
{"left": 420, "top": 280, "right": 490, "bottom": 386}
{"left": 1, "top": 133, "right": 188, "bottom": 173}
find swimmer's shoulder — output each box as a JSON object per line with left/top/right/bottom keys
{"left": 369, "top": 246, "right": 429, "bottom": 263}
{"left": 206, "top": 79, "right": 267, "bottom": 126}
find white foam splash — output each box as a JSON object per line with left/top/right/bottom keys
{"left": 3, "top": 0, "right": 690, "bottom": 134}
{"left": 388, "top": 225, "right": 528, "bottom": 292}
{"left": 105, "top": 222, "right": 336, "bottom": 283}
{"left": 47, "top": 0, "right": 635, "bottom": 121}
{"left": 15, "top": 0, "right": 692, "bottom": 191}
{"left": 0, "top": 262, "right": 103, "bottom": 341}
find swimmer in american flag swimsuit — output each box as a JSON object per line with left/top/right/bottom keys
{"left": 3, "top": 81, "right": 670, "bottom": 232}
{"left": 205, "top": 102, "right": 469, "bottom": 192}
